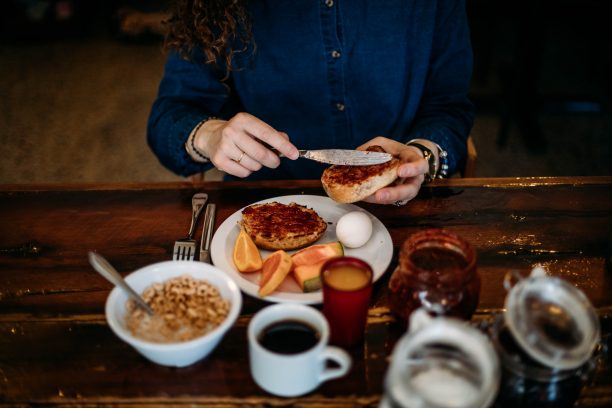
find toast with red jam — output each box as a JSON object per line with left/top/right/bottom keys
{"left": 241, "top": 202, "right": 327, "bottom": 250}
{"left": 321, "top": 145, "right": 400, "bottom": 203}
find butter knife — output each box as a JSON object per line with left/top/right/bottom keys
{"left": 199, "top": 203, "right": 216, "bottom": 263}
{"left": 279, "top": 149, "right": 392, "bottom": 166}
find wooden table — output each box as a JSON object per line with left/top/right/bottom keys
{"left": 1, "top": 177, "right": 611, "bottom": 406}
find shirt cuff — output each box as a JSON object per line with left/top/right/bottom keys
{"left": 170, "top": 115, "right": 214, "bottom": 176}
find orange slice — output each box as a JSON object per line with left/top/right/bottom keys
{"left": 258, "top": 250, "right": 293, "bottom": 297}
{"left": 233, "top": 227, "right": 263, "bottom": 273}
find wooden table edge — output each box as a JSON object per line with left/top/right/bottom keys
{"left": 1, "top": 175, "right": 611, "bottom": 192}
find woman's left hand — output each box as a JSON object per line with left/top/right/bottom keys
{"left": 357, "top": 136, "right": 431, "bottom": 205}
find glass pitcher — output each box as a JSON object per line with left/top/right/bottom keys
{"left": 382, "top": 308, "right": 500, "bottom": 408}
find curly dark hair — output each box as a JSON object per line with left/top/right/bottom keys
{"left": 164, "top": 0, "right": 253, "bottom": 79}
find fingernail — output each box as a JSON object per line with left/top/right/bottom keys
{"left": 399, "top": 166, "right": 410, "bottom": 178}
{"left": 379, "top": 192, "right": 390, "bottom": 201}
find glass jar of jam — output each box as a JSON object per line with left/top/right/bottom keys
{"left": 388, "top": 229, "right": 480, "bottom": 326}
{"left": 382, "top": 308, "right": 500, "bottom": 408}
{"left": 491, "top": 267, "right": 601, "bottom": 407}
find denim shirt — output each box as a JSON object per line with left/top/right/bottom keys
{"left": 148, "top": 0, "right": 474, "bottom": 180}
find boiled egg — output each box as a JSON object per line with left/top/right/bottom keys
{"left": 335, "top": 211, "right": 373, "bottom": 248}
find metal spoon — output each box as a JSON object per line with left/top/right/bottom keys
{"left": 88, "top": 251, "right": 155, "bottom": 315}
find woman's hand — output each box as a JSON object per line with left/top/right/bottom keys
{"left": 357, "top": 136, "right": 436, "bottom": 205}
{"left": 194, "top": 112, "right": 299, "bottom": 178}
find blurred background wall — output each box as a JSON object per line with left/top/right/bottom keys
{"left": 1, "top": 0, "right": 610, "bottom": 184}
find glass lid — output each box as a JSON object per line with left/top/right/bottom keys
{"left": 504, "top": 267, "right": 600, "bottom": 370}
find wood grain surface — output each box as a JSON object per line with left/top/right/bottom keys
{"left": 1, "top": 177, "right": 611, "bottom": 406}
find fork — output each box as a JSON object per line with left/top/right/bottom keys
{"left": 173, "top": 192, "right": 208, "bottom": 261}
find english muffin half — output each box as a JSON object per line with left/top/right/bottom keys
{"left": 321, "top": 145, "right": 400, "bottom": 203}
{"left": 241, "top": 202, "right": 327, "bottom": 251}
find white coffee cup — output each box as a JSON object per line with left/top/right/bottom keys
{"left": 248, "top": 303, "right": 352, "bottom": 397}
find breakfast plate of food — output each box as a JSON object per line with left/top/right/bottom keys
{"left": 210, "top": 195, "right": 393, "bottom": 304}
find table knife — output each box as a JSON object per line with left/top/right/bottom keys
{"left": 280, "top": 149, "right": 392, "bottom": 166}
{"left": 199, "top": 203, "right": 216, "bottom": 263}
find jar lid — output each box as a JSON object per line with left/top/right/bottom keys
{"left": 384, "top": 309, "right": 500, "bottom": 408}
{"left": 504, "top": 267, "right": 600, "bottom": 370}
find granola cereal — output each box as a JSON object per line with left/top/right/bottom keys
{"left": 125, "top": 275, "right": 230, "bottom": 343}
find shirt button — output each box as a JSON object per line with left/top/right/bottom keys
{"left": 331, "top": 50, "right": 341, "bottom": 59}
{"left": 325, "top": 0, "right": 334, "bottom": 7}
{"left": 336, "top": 103, "right": 345, "bottom": 111}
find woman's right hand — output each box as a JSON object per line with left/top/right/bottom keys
{"left": 194, "top": 112, "right": 299, "bottom": 178}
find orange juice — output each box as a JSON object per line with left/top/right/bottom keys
{"left": 322, "top": 257, "right": 373, "bottom": 347}
{"left": 323, "top": 265, "right": 371, "bottom": 291}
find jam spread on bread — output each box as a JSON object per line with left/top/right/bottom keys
{"left": 242, "top": 202, "right": 327, "bottom": 250}
{"left": 321, "top": 145, "right": 401, "bottom": 203}
{"left": 323, "top": 146, "right": 398, "bottom": 185}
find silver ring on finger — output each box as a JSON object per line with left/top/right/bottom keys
{"left": 394, "top": 199, "right": 408, "bottom": 207}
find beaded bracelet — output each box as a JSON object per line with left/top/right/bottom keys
{"left": 432, "top": 142, "right": 449, "bottom": 178}
{"left": 185, "top": 117, "right": 217, "bottom": 163}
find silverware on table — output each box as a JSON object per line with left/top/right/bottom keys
{"left": 173, "top": 193, "right": 208, "bottom": 261}
{"left": 279, "top": 149, "right": 393, "bottom": 166}
{"left": 88, "top": 251, "right": 155, "bottom": 315}
{"left": 199, "top": 203, "right": 216, "bottom": 264}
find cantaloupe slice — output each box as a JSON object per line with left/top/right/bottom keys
{"left": 258, "top": 250, "right": 293, "bottom": 297}
{"left": 293, "top": 261, "right": 327, "bottom": 292}
{"left": 233, "top": 228, "right": 263, "bottom": 273}
{"left": 291, "top": 242, "right": 343, "bottom": 268}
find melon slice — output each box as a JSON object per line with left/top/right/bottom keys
{"left": 291, "top": 242, "right": 343, "bottom": 268}
{"left": 258, "top": 250, "right": 293, "bottom": 297}
{"left": 233, "top": 227, "right": 263, "bottom": 273}
{"left": 293, "top": 261, "right": 327, "bottom": 292}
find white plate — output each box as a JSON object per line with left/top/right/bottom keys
{"left": 210, "top": 195, "right": 393, "bottom": 304}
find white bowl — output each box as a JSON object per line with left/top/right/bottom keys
{"left": 105, "top": 260, "right": 242, "bottom": 367}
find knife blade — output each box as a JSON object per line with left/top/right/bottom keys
{"left": 289, "top": 149, "right": 392, "bottom": 166}
{"left": 199, "top": 203, "right": 216, "bottom": 263}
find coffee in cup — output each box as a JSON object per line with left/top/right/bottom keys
{"left": 248, "top": 303, "right": 351, "bottom": 397}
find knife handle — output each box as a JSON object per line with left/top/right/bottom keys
{"left": 200, "top": 203, "right": 216, "bottom": 263}
{"left": 274, "top": 149, "right": 308, "bottom": 159}
{"left": 262, "top": 143, "right": 303, "bottom": 158}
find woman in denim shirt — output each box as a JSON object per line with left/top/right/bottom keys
{"left": 148, "top": 0, "right": 473, "bottom": 206}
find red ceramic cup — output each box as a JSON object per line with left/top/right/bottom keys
{"left": 321, "top": 256, "right": 373, "bottom": 348}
